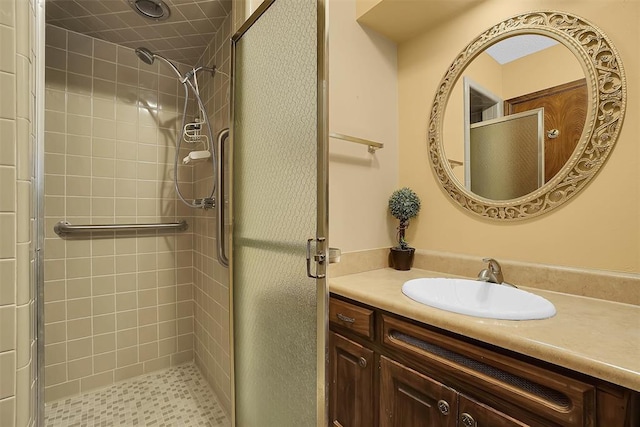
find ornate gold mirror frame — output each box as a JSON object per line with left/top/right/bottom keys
{"left": 428, "top": 11, "right": 626, "bottom": 220}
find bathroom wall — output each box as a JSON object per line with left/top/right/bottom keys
{"left": 328, "top": 0, "right": 399, "bottom": 253}
{"left": 397, "top": 0, "right": 640, "bottom": 273}
{"left": 500, "top": 43, "right": 583, "bottom": 99}
{"left": 42, "top": 26, "right": 195, "bottom": 402}
{"left": 192, "top": 13, "right": 233, "bottom": 413}
{"left": 233, "top": 0, "right": 247, "bottom": 31}
{"left": 0, "top": 0, "right": 38, "bottom": 425}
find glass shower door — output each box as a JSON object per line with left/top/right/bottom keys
{"left": 230, "top": 0, "right": 327, "bottom": 425}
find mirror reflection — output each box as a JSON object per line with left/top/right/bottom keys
{"left": 443, "top": 34, "right": 587, "bottom": 200}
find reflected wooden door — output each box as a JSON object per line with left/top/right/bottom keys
{"left": 505, "top": 78, "right": 587, "bottom": 183}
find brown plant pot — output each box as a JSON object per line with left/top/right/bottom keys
{"left": 389, "top": 247, "right": 415, "bottom": 271}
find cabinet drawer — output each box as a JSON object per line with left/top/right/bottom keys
{"left": 329, "top": 297, "right": 374, "bottom": 339}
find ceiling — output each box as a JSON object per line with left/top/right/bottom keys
{"left": 46, "top": 0, "right": 231, "bottom": 65}
{"left": 486, "top": 35, "right": 559, "bottom": 65}
{"left": 356, "top": 0, "right": 485, "bottom": 43}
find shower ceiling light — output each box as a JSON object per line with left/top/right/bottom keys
{"left": 128, "top": 0, "right": 171, "bottom": 21}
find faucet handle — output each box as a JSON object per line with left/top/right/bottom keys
{"left": 482, "top": 257, "right": 500, "bottom": 270}
{"left": 481, "top": 258, "right": 504, "bottom": 283}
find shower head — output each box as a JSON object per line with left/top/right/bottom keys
{"left": 135, "top": 47, "right": 183, "bottom": 79}
{"left": 135, "top": 47, "right": 155, "bottom": 65}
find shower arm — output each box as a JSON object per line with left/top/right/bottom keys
{"left": 152, "top": 54, "right": 183, "bottom": 80}
{"left": 181, "top": 66, "right": 216, "bottom": 84}
{"left": 135, "top": 47, "right": 214, "bottom": 83}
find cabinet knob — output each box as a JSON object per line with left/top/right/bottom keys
{"left": 358, "top": 357, "right": 367, "bottom": 368}
{"left": 437, "top": 400, "right": 450, "bottom": 415}
{"left": 461, "top": 412, "right": 476, "bottom": 427}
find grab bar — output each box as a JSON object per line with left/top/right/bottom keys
{"left": 54, "top": 220, "right": 188, "bottom": 237}
{"left": 329, "top": 132, "right": 384, "bottom": 153}
{"left": 216, "top": 128, "right": 230, "bottom": 267}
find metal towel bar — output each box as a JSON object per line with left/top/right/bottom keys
{"left": 54, "top": 220, "right": 188, "bottom": 237}
{"left": 329, "top": 132, "right": 384, "bottom": 153}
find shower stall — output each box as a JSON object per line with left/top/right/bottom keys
{"left": 28, "top": 0, "right": 329, "bottom": 425}
{"left": 40, "top": 3, "right": 234, "bottom": 424}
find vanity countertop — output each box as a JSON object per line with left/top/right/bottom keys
{"left": 329, "top": 268, "right": 640, "bottom": 392}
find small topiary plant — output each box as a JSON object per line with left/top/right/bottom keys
{"left": 388, "top": 187, "right": 421, "bottom": 250}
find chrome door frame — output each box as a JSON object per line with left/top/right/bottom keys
{"left": 35, "top": 0, "right": 47, "bottom": 425}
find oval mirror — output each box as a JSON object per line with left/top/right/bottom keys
{"left": 428, "top": 11, "right": 626, "bottom": 220}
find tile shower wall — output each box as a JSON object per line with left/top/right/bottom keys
{"left": 0, "top": 0, "right": 38, "bottom": 425}
{"left": 192, "top": 14, "right": 232, "bottom": 413}
{"left": 43, "top": 26, "right": 196, "bottom": 402}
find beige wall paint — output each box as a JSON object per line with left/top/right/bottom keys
{"left": 501, "top": 43, "right": 583, "bottom": 99}
{"left": 0, "top": 0, "right": 38, "bottom": 425}
{"left": 355, "top": 0, "right": 483, "bottom": 43}
{"left": 242, "top": 0, "right": 267, "bottom": 21}
{"left": 398, "top": 0, "right": 639, "bottom": 273}
{"left": 233, "top": 0, "right": 246, "bottom": 32}
{"left": 329, "top": 0, "right": 398, "bottom": 252}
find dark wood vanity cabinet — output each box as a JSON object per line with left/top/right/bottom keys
{"left": 328, "top": 295, "right": 639, "bottom": 427}
{"left": 379, "top": 356, "right": 457, "bottom": 427}
{"left": 379, "top": 356, "right": 527, "bottom": 427}
{"left": 329, "top": 332, "right": 375, "bottom": 427}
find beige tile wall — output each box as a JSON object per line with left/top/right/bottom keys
{"left": 43, "top": 26, "right": 197, "bottom": 402}
{"left": 191, "top": 14, "right": 232, "bottom": 414}
{"left": 0, "top": 0, "right": 38, "bottom": 425}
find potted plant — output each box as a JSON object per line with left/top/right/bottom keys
{"left": 388, "top": 187, "right": 421, "bottom": 270}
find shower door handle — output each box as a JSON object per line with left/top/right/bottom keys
{"left": 216, "top": 128, "right": 230, "bottom": 267}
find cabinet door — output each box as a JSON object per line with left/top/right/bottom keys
{"left": 380, "top": 356, "right": 457, "bottom": 427}
{"left": 458, "top": 394, "right": 530, "bottom": 427}
{"left": 329, "top": 332, "right": 375, "bottom": 427}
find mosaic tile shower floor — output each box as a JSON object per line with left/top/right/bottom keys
{"left": 44, "top": 363, "right": 230, "bottom": 426}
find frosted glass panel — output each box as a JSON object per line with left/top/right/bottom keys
{"left": 469, "top": 109, "right": 544, "bottom": 200}
{"left": 232, "top": 0, "right": 321, "bottom": 425}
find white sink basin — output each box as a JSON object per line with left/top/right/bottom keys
{"left": 402, "top": 278, "right": 556, "bottom": 320}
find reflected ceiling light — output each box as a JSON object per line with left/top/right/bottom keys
{"left": 128, "top": 0, "right": 171, "bottom": 21}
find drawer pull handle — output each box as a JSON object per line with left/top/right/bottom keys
{"left": 358, "top": 357, "right": 367, "bottom": 368}
{"left": 336, "top": 313, "right": 355, "bottom": 323}
{"left": 461, "top": 412, "right": 476, "bottom": 426}
{"left": 437, "top": 400, "right": 450, "bottom": 415}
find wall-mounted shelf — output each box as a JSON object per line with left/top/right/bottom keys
{"left": 330, "top": 132, "right": 384, "bottom": 154}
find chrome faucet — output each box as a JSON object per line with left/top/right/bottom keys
{"left": 477, "top": 258, "right": 504, "bottom": 284}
